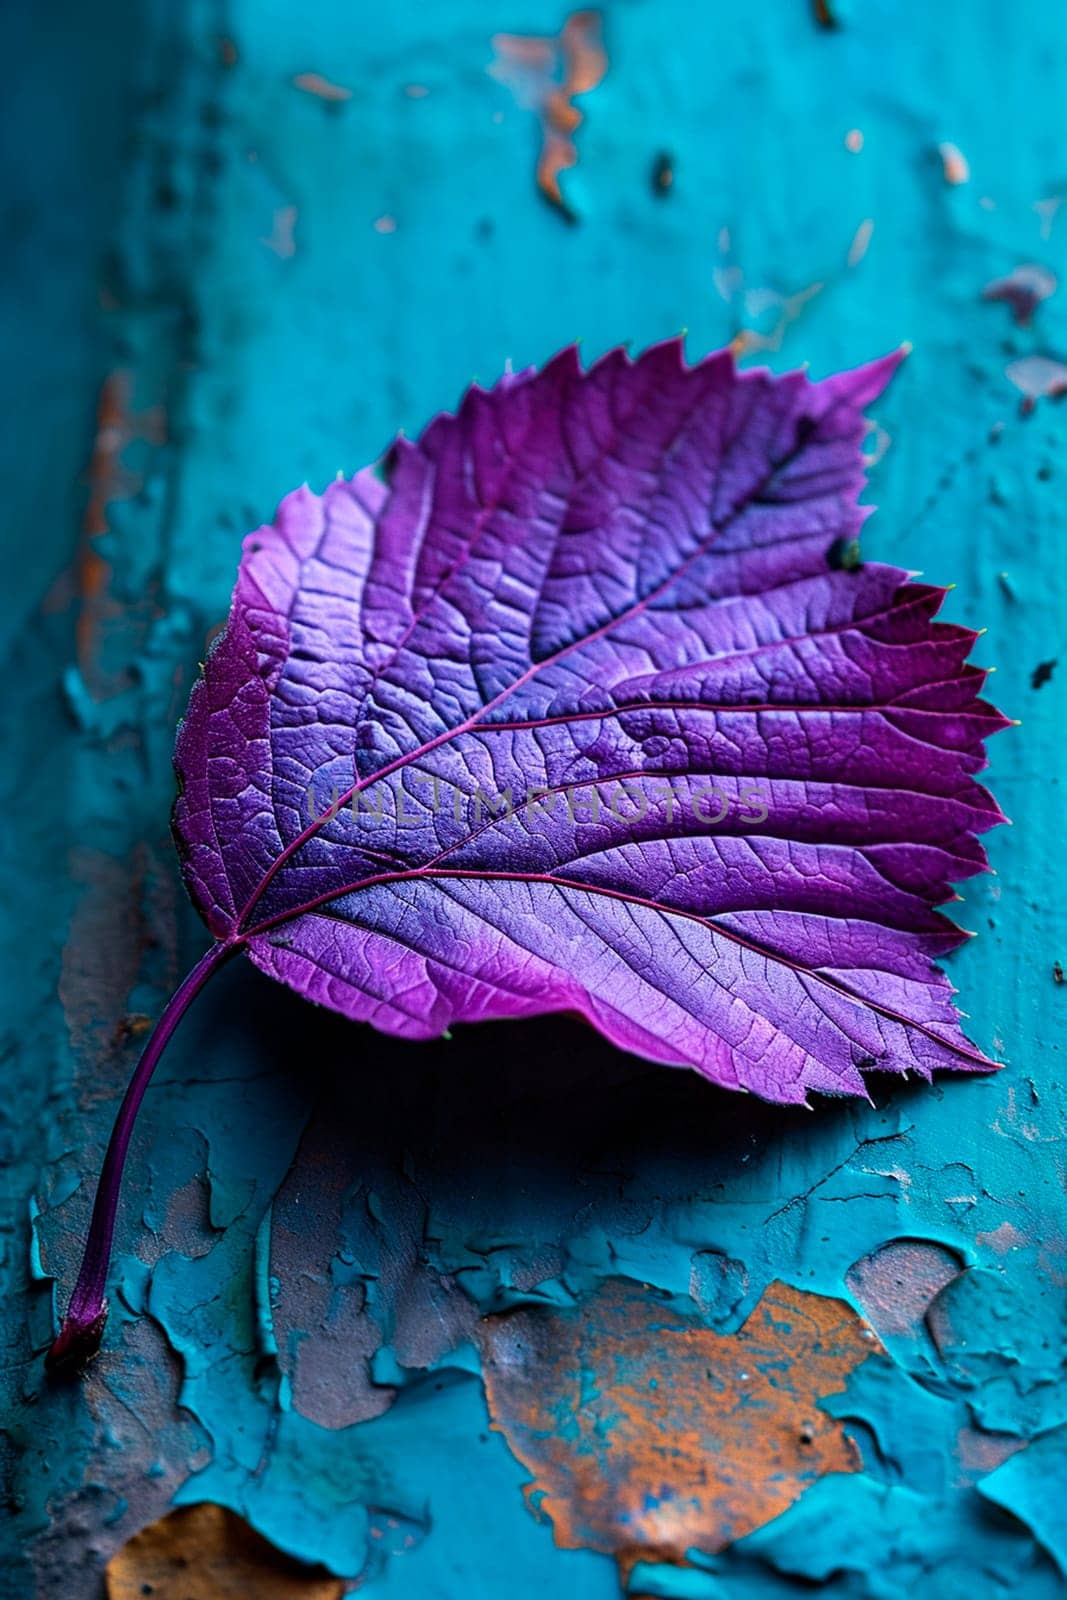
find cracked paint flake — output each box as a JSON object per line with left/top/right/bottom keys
{"left": 478, "top": 1278, "right": 881, "bottom": 1578}
{"left": 262, "top": 205, "right": 298, "bottom": 259}
{"left": 845, "top": 1238, "right": 964, "bottom": 1344}
{"left": 267, "top": 1102, "right": 478, "bottom": 1430}
{"left": 1006, "top": 354, "right": 1067, "bottom": 406}
{"left": 979, "top": 1426, "right": 1067, "bottom": 1575}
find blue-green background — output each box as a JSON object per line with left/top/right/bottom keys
{"left": 3, "top": 1, "right": 1066, "bottom": 1595}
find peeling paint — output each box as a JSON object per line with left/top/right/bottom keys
{"left": 488, "top": 10, "right": 607, "bottom": 220}
{"left": 106, "top": 1503, "right": 344, "bottom": 1598}
{"left": 938, "top": 141, "right": 971, "bottom": 186}
{"left": 292, "top": 72, "right": 352, "bottom": 103}
{"left": 983, "top": 263, "right": 1057, "bottom": 326}
{"left": 479, "top": 1279, "right": 880, "bottom": 1578}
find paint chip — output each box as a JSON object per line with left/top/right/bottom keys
{"left": 975, "top": 1221, "right": 1028, "bottom": 1254}
{"left": 938, "top": 141, "right": 970, "bottom": 185}
{"left": 106, "top": 1504, "right": 344, "bottom": 1600}
{"left": 261, "top": 205, "right": 297, "bottom": 258}
{"left": 1006, "top": 355, "right": 1067, "bottom": 407}
{"left": 1034, "top": 195, "right": 1063, "bottom": 239}
{"left": 846, "top": 1239, "right": 963, "bottom": 1343}
{"left": 488, "top": 9, "right": 607, "bottom": 219}
{"left": 983, "top": 263, "right": 1056, "bottom": 326}
{"left": 847, "top": 217, "right": 875, "bottom": 267}
{"left": 293, "top": 72, "right": 352, "bottom": 102}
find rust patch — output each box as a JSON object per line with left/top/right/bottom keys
{"left": 106, "top": 1503, "right": 343, "bottom": 1599}
{"left": 489, "top": 10, "right": 607, "bottom": 220}
{"left": 78, "top": 371, "right": 166, "bottom": 689}
{"left": 478, "top": 1278, "right": 879, "bottom": 1577}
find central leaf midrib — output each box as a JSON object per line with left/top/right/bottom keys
{"left": 243, "top": 865, "right": 990, "bottom": 1068}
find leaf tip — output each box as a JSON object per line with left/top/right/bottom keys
{"left": 822, "top": 344, "right": 908, "bottom": 410}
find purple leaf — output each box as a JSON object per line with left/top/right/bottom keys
{"left": 49, "top": 340, "right": 1009, "bottom": 1370}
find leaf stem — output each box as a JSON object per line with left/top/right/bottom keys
{"left": 46, "top": 938, "right": 239, "bottom": 1375}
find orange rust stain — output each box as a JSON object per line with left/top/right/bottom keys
{"left": 478, "top": 1278, "right": 879, "bottom": 1577}
{"left": 489, "top": 10, "right": 607, "bottom": 219}
{"left": 107, "top": 1503, "right": 343, "bottom": 1600}
{"left": 77, "top": 371, "right": 166, "bottom": 685}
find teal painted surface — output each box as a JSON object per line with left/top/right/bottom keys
{"left": 3, "top": 0, "right": 1066, "bottom": 1594}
